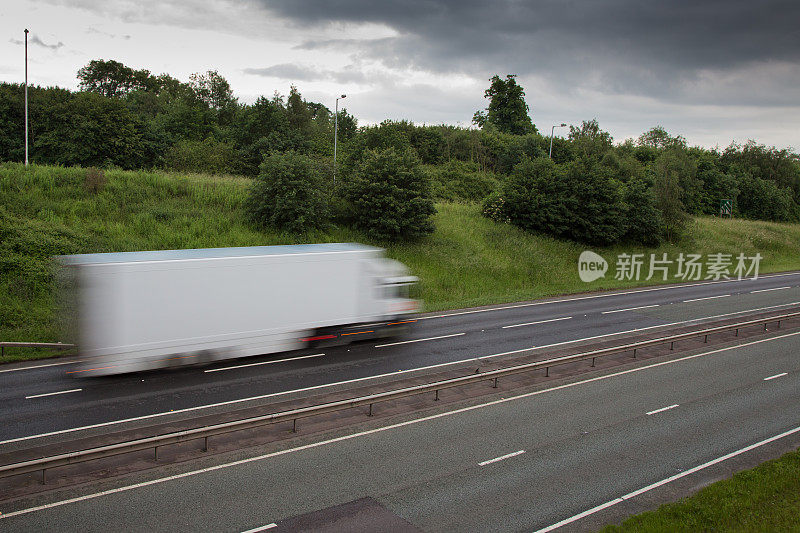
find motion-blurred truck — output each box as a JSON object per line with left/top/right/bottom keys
{"left": 59, "top": 243, "right": 419, "bottom": 376}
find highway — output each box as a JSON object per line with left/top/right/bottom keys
{"left": 2, "top": 306, "right": 800, "bottom": 531}
{"left": 2, "top": 272, "right": 800, "bottom": 445}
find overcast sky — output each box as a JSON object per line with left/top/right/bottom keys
{"left": 3, "top": 0, "right": 799, "bottom": 149}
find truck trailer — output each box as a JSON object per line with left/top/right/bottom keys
{"left": 59, "top": 243, "right": 419, "bottom": 376}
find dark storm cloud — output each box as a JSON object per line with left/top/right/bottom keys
{"left": 262, "top": 0, "right": 800, "bottom": 104}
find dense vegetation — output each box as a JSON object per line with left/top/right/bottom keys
{"left": 3, "top": 162, "right": 800, "bottom": 363}
{"left": 2, "top": 59, "right": 799, "bottom": 247}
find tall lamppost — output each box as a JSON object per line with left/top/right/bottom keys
{"left": 549, "top": 123, "right": 567, "bottom": 159}
{"left": 333, "top": 94, "right": 346, "bottom": 184}
{"left": 24, "top": 28, "right": 29, "bottom": 167}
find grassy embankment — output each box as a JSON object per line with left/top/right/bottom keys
{"left": 601, "top": 447, "right": 800, "bottom": 531}
{"left": 3, "top": 161, "right": 800, "bottom": 362}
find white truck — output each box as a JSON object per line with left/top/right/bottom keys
{"left": 59, "top": 243, "right": 419, "bottom": 376}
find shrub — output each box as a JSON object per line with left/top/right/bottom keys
{"left": 164, "top": 138, "right": 238, "bottom": 175}
{"left": 340, "top": 148, "right": 436, "bottom": 241}
{"left": 245, "top": 152, "right": 329, "bottom": 232}
{"left": 621, "top": 178, "right": 664, "bottom": 245}
{"left": 736, "top": 175, "right": 796, "bottom": 222}
{"left": 481, "top": 190, "right": 510, "bottom": 223}
{"left": 500, "top": 156, "right": 628, "bottom": 245}
{"left": 429, "top": 161, "right": 500, "bottom": 202}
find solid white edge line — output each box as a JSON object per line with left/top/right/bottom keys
{"left": 763, "top": 372, "right": 788, "bottom": 381}
{"left": 478, "top": 449, "right": 526, "bottom": 466}
{"left": 416, "top": 272, "right": 800, "bottom": 320}
{"left": 0, "top": 360, "right": 77, "bottom": 374}
{"left": 683, "top": 294, "right": 730, "bottom": 303}
{"left": 4, "top": 300, "right": 800, "bottom": 446}
{"left": 240, "top": 523, "right": 277, "bottom": 533}
{"left": 502, "top": 317, "right": 572, "bottom": 329}
{"left": 646, "top": 404, "right": 679, "bottom": 416}
{"left": 751, "top": 286, "right": 792, "bottom": 294}
{"left": 601, "top": 305, "right": 660, "bottom": 315}
{"left": 374, "top": 332, "right": 466, "bottom": 348}
{"left": 3, "top": 330, "right": 800, "bottom": 521}
{"left": 24, "top": 389, "right": 82, "bottom": 400}
{"left": 533, "top": 423, "right": 800, "bottom": 533}
{"left": 204, "top": 353, "right": 325, "bottom": 373}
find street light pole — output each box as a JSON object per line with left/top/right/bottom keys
{"left": 333, "top": 94, "right": 346, "bottom": 184}
{"left": 24, "top": 28, "right": 29, "bottom": 167}
{"left": 549, "top": 123, "right": 567, "bottom": 159}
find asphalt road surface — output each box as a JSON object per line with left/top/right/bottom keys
{"left": 2, "top": 272, "right": 800, "bottom": 445}
{"left": 2, "top": 306, "right": 800, "bottom": 531}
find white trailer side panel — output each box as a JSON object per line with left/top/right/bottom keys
{"left": 68, "top": 245, "right": 385, "bottom": 373}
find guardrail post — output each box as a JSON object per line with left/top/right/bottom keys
{"left": 764, "top": 322, "right": 768, "bottom": 331}
{"left": 591, "top": 357, "right": 595, "bottom": 367}
{"left": 434, "top": 390, "right": 439, "bottom": 401}
{"left": 704, "top": 334, "right": 708, "bottom": 343}
{"left": 778, "top": 320, "right": 782, "bottom": 329}
{"left": 735, "top": 328, "right": 739, "bottom": 337}
{"left": 203, "top": 436, "right": 209, "bottom": 452}
{"left": 1, "top": 346, "right": 3, "bottom": 358}
{"left": 492, "top": 377, "right": 498, "bottom": 388}
{"left": 368, "top": 403, "right": 373, "bottom": 416}
{"left": 545, "top": 366, "right": 549, "bottom": 377}
{"left": 154, "top": 446, "right": 158, "bottom": 461}
{"left": 41, "top": 468, "right": 46, "bottom": 485}
{"left": 633, "top": 348, "right": 637, "bottom": 359}
{"left": 670, "top": 341, "right": 674, "bottom": 350}
{"left": 292, "top": 419, "right": 297, "bottom": 433}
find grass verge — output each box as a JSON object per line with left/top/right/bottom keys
{"left": 601, "top": 447, "right": 800, "bottom": 532}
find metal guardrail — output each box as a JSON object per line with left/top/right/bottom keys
{"left": 2, "top": 310, "right": 798, "bottom": 484}
{"left": 0, "top": 342, "right": 74, "bottom": 358}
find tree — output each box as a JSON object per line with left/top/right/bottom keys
{"left": 340, "top": 148, "right": 436, "bottom": 241}
{"left": 335, "top": 108, "right": 358, "bottom": 142}
{"left": 473, "top": 75, "right": 536, "bottom": 135}
{"left": 286, "top": 86, "right": 312, "bottom": 131}
{"left": 569, "top": 119, "right": 613, "bottom": 160}
{"left": 637, "top": 126, "right": 687, "bottom": 150}
{"left": 189, "top": 70, "right": 236, "bottom": 110}
{"left": 653, "top": 149, "right": 692, "bottom": 241}
{"left": 621, "top": 178, "right": 664, "bottom": 245}
{"left": 245, "top": 152, "right": 330, "bottom": 232}
{"left": 77, "top": 59, "right": 155, "bottom": 98}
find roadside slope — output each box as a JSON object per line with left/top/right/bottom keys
{"left": 3, "top": 162, "right": 800, "bottom": 360}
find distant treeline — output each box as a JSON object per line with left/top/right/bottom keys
{"left": 1, "top": 60, "right": 799, "bottom": 243}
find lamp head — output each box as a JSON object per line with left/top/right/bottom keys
{"left": 560, "top": 123, "right": 567, "bottom": 127}
{"left": 341, "top": 94, "right": 347, "bottom": 99}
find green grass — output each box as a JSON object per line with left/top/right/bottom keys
{"left": 3, "top": 161, "right": 800, "bottom": 362}
{"left": 600, "top": 447, "right": 800, "bottom": 532}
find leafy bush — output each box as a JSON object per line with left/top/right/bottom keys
{"left": 245, "top": 151, "right": 329, "bottom": 232}
{"left": 164, "top": 138, "right": 239, "bottom": 175}
{"left": 500, "top": 156, "right": 628, "bottom": 245}
{"left": 429, "top": 161, "right": 500, "bottom": 202}
{"left": 340, "top": 148, "right": 436, "bottom": 241}
{"left": 621, "top": 178, "right": 664, "bottom": 245}
{"left": 481, "top": 190, "right": 510, "bottom": 223}
{"left": 736, "top": 175, "right": 797, "bottom": 222}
